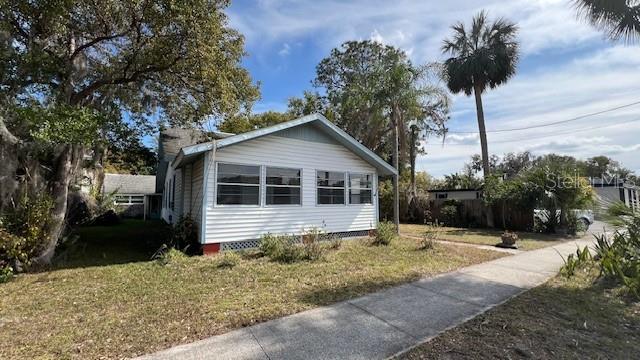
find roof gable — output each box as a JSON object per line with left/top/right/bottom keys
{"left": 175, "top": 114, "right": 397, "bottom": 175}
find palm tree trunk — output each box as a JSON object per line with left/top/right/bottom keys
{"left": 392, "top": 104, "right": 400, "bottom": 233}
{"left": 473, "top": 84, "right": 490, "bottom": 177}
{"left": 409, "top": 126, "right": 417, "bottom": 195}
{"left": 473, "top": 83, "right": 495, "bottom": 228}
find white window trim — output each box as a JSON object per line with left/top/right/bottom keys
{"left": 114, "top": 194, "right": 145, "bottom": 205}
{"left": 315, "top": 169, "right": 347, "bottom": 206}
{"left": 264, "top": 166, "right": 303, "bottom": 207}
{"left": 347, "top": 172, "right": 374, "bottom": 205}
{"left": 214, "top": 161, "right": 262, "bottom": 207}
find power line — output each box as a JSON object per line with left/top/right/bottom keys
{"left": 445, "top": 100, "right": 640, "bottom": 134}
{"left": 427, "top": 117, "right": 640, "bottom": 147}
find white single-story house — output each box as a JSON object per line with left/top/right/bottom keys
{"left": 103, "top": 173, "right": 162, "bottom": 219}
{"left": 158, "top": 113, "right": 397, "bottom": 254}
{"left": 427, "top": 189, "right": 482, "bottom": 201}
{"left": 592, "top": 178, "right": 639, "bottom": 213}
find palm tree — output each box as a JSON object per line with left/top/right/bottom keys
{"left": 441, "top": 11, "right": 519, "bottom": 180}
{"left": 573, "top": 0, "right": 640, "bottom": 42}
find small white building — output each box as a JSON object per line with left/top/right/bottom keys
{"left": 592, "top": 178, "right": 639, "bottom": 213}
{"left": 427, "top": 189, "right": 481, "bottom": 201}
{"left": 103, "top": 174, "right": 161, "bottom": 219}
{"left": 158, "top": 114, "right": 397, "bottom": 253}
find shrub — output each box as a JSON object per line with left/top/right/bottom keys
{"left": 215, "top": 251, "right": 240, "bottom": 269}
{"left": 260, "top": 233, "right": 327, "bottom": 263}
{"left": 325, "top": 236, "right": 342, "bottom": 250}
{"left": 560, "top": 246, "right": 592, "bottom": 278}
{"left": 302, "top": 241, "right": 325, "bottom": 261}
{"left": 372, "top": 221, "right": 396, "bottom": 246}
{"left": 153, "top": 246, "right": 188, "bottom": 265}
{"left": 592, "top": 214, "right": 640, "bottom": 298}
{"left": 440, "top": 204, "right": 458, "bottom": 226}
{"left": 0, "top": 193, "right": 53, "bottom": 272}
{"left": 169, "top": 216, "right": 199, "bottom": 255}
{"left": 0, "top": 265, "right": 13, "bottom": 283}
{"left": 420, "top": 222, "right": 442, "bottom": 250}
{"left": 302, "top": 227, "right": 324, "bottom": 244}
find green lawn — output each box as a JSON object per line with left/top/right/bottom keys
{"left": 0, "top": 221, "right": 504, "bottom": 360}
{"left": 399, "top": 265, "right": 640, "bottom": 359}
{"left": 400, "top": 223, "right": 576, "bottom": 250}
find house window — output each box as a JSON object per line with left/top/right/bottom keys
{"left": 436, "top": 193, "right": 448, "bottom": 199}
{"left": 266, "top": 167, "right": 301, "bottom": 205}
{"left": 348, "top": 173, "right": 372, "bottom": 204}
{"left": 114, "top": 195, "right": 144, "bottom": 205}
{"left": 216, "top": 163, "right": 260, "bottom": 205}
{"left": 317, "top": 170, "right": 345, "bottom": 205}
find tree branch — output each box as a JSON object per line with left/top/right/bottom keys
{"left": 70, "top": 32, "right": 128, "bottom": 61}
{"left": 70, "top": 56, "right": 183, "bottom": 105}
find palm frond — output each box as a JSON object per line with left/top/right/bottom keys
{"left": 441, "top": 10, "right": 519, "bottom": 95}
{"left": 573, "top": 0, "right": 640, "bottom": 42}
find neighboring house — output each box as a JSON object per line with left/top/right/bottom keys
{"left": 592, "top": 178, "right": 639, "bottom": 212}
{"left": 427, "top": 189, "right": 482, "bottom": 201}
{"left": 159, "top": 113, "right": 397, "bottom": 253}
{"left": 103, "top": 173, "right": 161, "bottom": 219}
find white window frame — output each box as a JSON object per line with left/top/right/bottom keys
{"left": 264, "top": 166, "right": 303, "bottom": 207}
{"left": 347, "top": 172, "right": 373, "bottom": 205}
{"left": 214, "top": 162, "right": 262, "bottom": 207}
{"left": 316, "top": 170, "right": 346, "bottom": 206}
{"left": 114, "top": 194, "right": 144, "bottom": 205}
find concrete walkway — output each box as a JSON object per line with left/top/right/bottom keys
{"left": 138, "top": 237, "right": 596, "bottom": 360}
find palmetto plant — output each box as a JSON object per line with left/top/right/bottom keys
{"left": 573, "top": 0, "right": 640, "bottom": 42}
{"left": 441, "top": 11, "right": 519, "bottom": 180}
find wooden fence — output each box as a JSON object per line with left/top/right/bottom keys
{"left": 425, "top": 199, "right": 534, "bottom": 231}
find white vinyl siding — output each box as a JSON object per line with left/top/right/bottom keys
{"left": 182, "top": 164, "right": 192, "bottom": 216}
{"left": 203, "top": 134, "right": 378, "bottom": 243}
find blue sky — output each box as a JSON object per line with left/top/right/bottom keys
{"left": 226, "top": 0, "right": 640, "bottom": 178}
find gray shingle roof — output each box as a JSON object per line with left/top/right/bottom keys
{"left": 103, "top": 174, "right": 157, "bottom": 194}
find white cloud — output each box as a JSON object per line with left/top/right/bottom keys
{"left": 228, "top": 0, "right": 600, "bottom": 61}
{"left": 278, "top": 43, "right": 291, "bottom": 56}
{"left": 370, "top": 29, "right": 385, "bottom": 44}
{"left": 227, "top": 1, "right": 640, "bottom": 177}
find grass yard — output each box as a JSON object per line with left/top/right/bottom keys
{"left": 0, "top": 221, "right": 504, "bottom": 360}
{"left": 400, "top": 223, "right": 575, "bottom": 250}
{"left": 399, "top": 265, "right": 640, "bottom": 359}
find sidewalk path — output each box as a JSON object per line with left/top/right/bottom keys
{"left": 138, "top": 237, "right": 596, "bottom": 360}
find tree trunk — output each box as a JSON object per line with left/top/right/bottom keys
{"left": 409, "top": 125, "right": 417, "bottom": 195}
{"left": 473, "top": 83, "right": 494, "bottom": 228}
{"left": 34, "top": 145, "right": 80, "bottom": 265}
{"left": 392, "top": 106, "right": 400, "bottom": 233}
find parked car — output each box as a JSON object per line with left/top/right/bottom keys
{"left": 534, "top": 209, "right": 594, "bottom": 230}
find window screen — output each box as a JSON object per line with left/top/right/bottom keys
{"left": 317, "top": 171, "right": 345, "bottom": 205}
{"left": 216, "top": 163, "right": 260, "bottom": 205}
{"left": 266, "top": 167, "right": 301, "bottom": 205}
{"left": 349, "top": 173, "right": 372, "bottom": 204}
